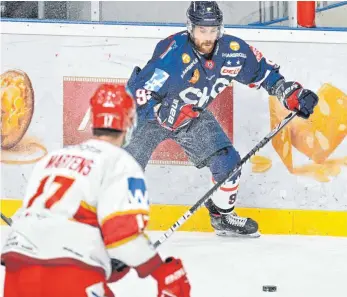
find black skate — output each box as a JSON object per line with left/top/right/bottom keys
{"left": 209, "top": 211, "right": 260, "bottom": 238}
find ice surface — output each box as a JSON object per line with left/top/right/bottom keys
{"left": 1, "top": 227, "right": 347, "bottom": 297}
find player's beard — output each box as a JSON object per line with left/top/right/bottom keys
{"left": 195, "top": 40, "right": 215, "bottom": 54}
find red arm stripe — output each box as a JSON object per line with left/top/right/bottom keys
{"left": 101, "top": 211, "right": 148, "bottom": 248}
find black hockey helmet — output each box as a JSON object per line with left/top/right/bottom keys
{"left": 187, "top": 1, "right": 223, "bottom": 27}
{"left": 186, "top": 1, "right": 224, "bottom": 38}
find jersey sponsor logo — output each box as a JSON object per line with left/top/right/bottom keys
{"left": 229, "top": 41, "right": 240, "bottom": 51}
{"left": 249, "top": 45, "right": 263, "bottom": 62}
{"left": 168, "top": 99, "right": 180, "bottom": 124}
{"left": 205, "top": 60, "right": 215, "bottom": 70}
{"left": 128, "top": 177, "right": 148, "bottom": 205}
{"left": 220, "top": 66, "right": 242, "bottom": 77}
{"left": 189, "top": 69, "right": 200, "bottom": 84}
{"left": 182, "top": 53, "right": 191, "bottom": 64}
{"left": 3, "top": 232, "right": 38, "bottom": 255}
{"left": 222, "top": 52, "right": 247, "bottom": 58}
{"left": 144, "top": 68, "right": 169, "bottom": 92}
{"left": 179, "top": 78, "right": 229, "bottom": 106}
{"left": 77, "top": 144, "right": 101, "bottom": 154}
{"left": 181, "top": 58, "right": 198, "bottom": 79}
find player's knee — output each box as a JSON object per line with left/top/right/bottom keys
{"left": 208, "top": 146, "right": 241, "bottom": 183}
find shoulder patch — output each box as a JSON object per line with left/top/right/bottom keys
{"left": 128, "top": 177, "right": 147, "bottom": 204}
{"left": 229, "top": 41, "right": 240, "bottom": 51}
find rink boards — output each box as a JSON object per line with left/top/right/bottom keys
{"left": 1, "top": 21, "right": 347, "bottom": 236}
{"left": 1, "top": 199, "right": 347, "bottom": 236}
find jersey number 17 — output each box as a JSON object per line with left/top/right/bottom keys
{"left": 27, "top": 175, "right": 75, "bottom": 209}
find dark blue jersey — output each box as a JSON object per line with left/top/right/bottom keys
{"left": 127, "top": 31, "right": 284, "bottom": 130}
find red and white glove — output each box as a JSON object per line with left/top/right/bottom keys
{"left": 151, "top": 257, "right": 191, "bottom": 297}
{"left": 108, "top": 264, "right": 131, "bottom": 283}
{"left": 171, "top": 104, "right": 201, "bottom": 130}
{"left": 109, "top": 256, "right": 191, "bottom": 297}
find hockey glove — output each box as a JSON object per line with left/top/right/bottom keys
{"left": 171, "top": 104, "right": 202, "bottom": 130}
{"left": 108, "top": 258, "right": 131, "bottom": 283}
{"left": 276, "top": 81, "right": 319, "bottom": 119}
{"left": 151, "top": 257, "right": 191, "bottom": 297}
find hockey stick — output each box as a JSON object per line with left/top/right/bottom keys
{"left": 1, "top": 212, "right": 12, "bottom": 226}
{"left": 152, "top": 111, "right": 297, "bottom": 248}
{"left": 1, "top": 112, "right": 297, "bottom": 272}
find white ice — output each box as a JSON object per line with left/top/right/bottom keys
{"left": 1, "top": 227, "right": 347, "bottom": 297}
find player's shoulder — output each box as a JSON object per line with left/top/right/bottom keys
{"left": 83, "top": 139, "right": 144, "bottom": 176}
{"left": 34, "top": 145, "right": 70, "bottom": 168}
{"left": 157, "top": 31, "right": 189, "bottom": 50}
{"left": 33, "top": 141, "right": 102, "bottom": 171}
{"left": 218, "top": 34, "right": 249, "bottom": 52}
{"left": 113, "top": 147, "right": 144, "bottom": 177}
{"left": 154, "top": 30, "right": 190, "bottom": 61}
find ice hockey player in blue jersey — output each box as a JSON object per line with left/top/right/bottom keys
{"left": 126, "top": 1, "right": 318, "bottom": 237}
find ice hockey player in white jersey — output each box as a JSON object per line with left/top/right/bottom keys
{"left": 1, "top": 84, "right": 191, "bottom": 297}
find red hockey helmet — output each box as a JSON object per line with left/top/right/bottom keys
{"left": 90, "top": 84, "right": 136, "bottom": 145}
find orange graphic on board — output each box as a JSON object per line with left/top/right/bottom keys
{"left": 251, "top": 83, "right": 347, "bottom": 182}
{"left": 1, "top": 70, "right": 47, "bottom": 164}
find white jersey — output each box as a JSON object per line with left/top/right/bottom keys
{"left": 1, "top": 139, "right": 156, "bottom": 278}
